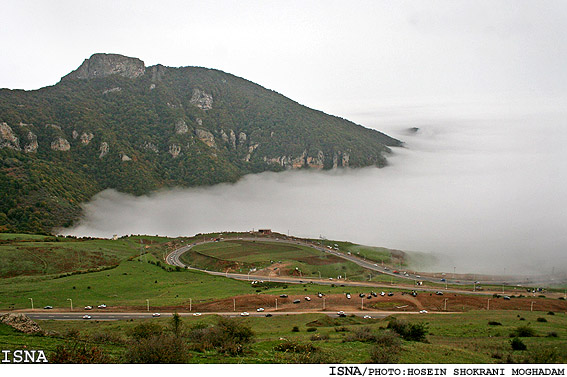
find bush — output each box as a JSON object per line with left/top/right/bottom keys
{"left": 187, "top": 317, "right": 254, "bottom": 355}
{"left": 387, "top": 318, "right": 428, "bottom": 342}
{"left": 488, "top": 321, "right": 502, "bottom": 326}
{"left": 306, "top": 327, "right": 317, "bottom": 332}
{"left": 547, "top": 311, "right": 555, "bottom": 315}
{"left": 512, "top": 325, "right": 536, "bottom": 338}
{"left": 127, "top": 322, "right": 163, "bottom": 340}
{"left": 510, "top": 337, "right": 527, "bottom": 351}
{"left": 536, "top": 317, "right": 547, "bottom": 323}
{"left": 125, "top": 334, "right": 189, "bottom": 363}
{"left": 521, "top": 347, "right": 559, "bottom": 363}
{"left": 310, "top": 333, "right": 329, "bottom": 341}
{"left": 344, "top": 326, "right": 377, "bottom": 343}
{"left": 292, "top": 326, "right": 300, "bottom": 332}
{"left": 50, "top": 342, "right": 112, "bottom": 363}
{"left": 369, "top": 332, "right": 402, "bottom": 363}
{"left": 547, "top": 332, "right": 558, "bottom": 338}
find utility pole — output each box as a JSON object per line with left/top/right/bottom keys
{"left": 530, "top": 302, "right": 534, "bottom": 312}
{"left": 361, "top": 297, "right": 364, "bottom": 310}
{"left": 275, "top": 298, "right": 278, "bottom": 311}
{"left": 28, "top": 298, "right": 33, "bottom": 310}
{"left": 487, "top": 298, "right": 491, "bottom": 310}
{"left": 323, "top": 297, "right": 325, "bottom": 310}
{"left": 189, "top": 298, "right": 192, "bottom": 312}
{"left": 146, "top": 299, "right": 149, "bottom": 312}
{"left": 233, "top": 298, "right": 236, "bottom": 312}
{"left": 444, "top": 298, "right": 448, "bottom": 311}
{"left": 67, "top": 298, "right": 73, "bottom": 311}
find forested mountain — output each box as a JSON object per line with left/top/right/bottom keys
{"left": 0, "top": 53, "right": 402, "bottom": 233}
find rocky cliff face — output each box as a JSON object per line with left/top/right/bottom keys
{"left": 61, "top": 53, "right": 146, "bottom": 81}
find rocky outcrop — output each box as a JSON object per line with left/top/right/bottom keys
{"left": 120, "top": 153, "right": 132, "bottom": 161}
{"left": 195, "top": 128, "right": 215, "bottom": 147}
{"left": 229, "top": 130, "right": 236, "bottom": 149}
{"left": 238, "top": 132, "right": 247, "bottom": 145}
{"left": 0, "top": 313, "right": 43, "bottom": 334}
{"left": 102, "top": 87, "right": 121, "bottom": 95}
{"left": 50, "top": 137, "right": 70, "bottom": 151}
{"left": 72, "top": 130, "right": 79, "bottom": 139}
{"left": 175, "top": 119, "right": 189, "bottom": 134}
{"left": 168, "top": 144, "right": 182, "bottom": 158}
{"left": 150, "top": 64, "right": 168, "bottom": 82}
{"left": 220, "top": 130, "right": 229, "bottom": 143}
{"left": 143, "top": 142, "right": 159, "bottom": 153}
{"left": 190, "top": 89, "right": 213, "bottom": 110}
{"left": 80, "top": 132, "right": 94, "bottom": 145}
{"left": 196, "top": 118, "right": 203, "bottom": 126}
{"left": 0, "top": 122, "right": 21, "bottom": 150}
{"left": 62, "top": 53, "right": 146, "bottom": 81}
{"left": 99, "top": 142, "right": 109, "bottom": 158}
{"left": 24, "top": 131, "right": 38, "bottom": 153}
{"left": 306, "top": 150, "right": 325, "bottom": 169}
{"left": 244, "top": 143, "right": 260, "bottom": 162}
{"left": 46, "top": 124, "right": 61, "bottom": 131}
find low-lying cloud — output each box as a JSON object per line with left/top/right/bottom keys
{"left": 65, "top": 101, "right": 567, "bottom": 277}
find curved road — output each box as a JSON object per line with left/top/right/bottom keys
{"left": 165, "top": 237, "right": 492, "bottom": 295}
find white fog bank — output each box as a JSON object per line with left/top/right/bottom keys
{"left": 65, "top": 102, "right": 567, "bottom": 276}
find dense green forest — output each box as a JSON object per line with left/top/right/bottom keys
{"left": 0, "top": 53, "right": 401, "bottom": 233}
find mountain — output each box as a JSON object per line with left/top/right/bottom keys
{"left": 0, "top": 53, "right": 402, "bottom": 234}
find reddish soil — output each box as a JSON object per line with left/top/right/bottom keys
{"left": 162, "top": 292, "right": 567, "bottom": 314}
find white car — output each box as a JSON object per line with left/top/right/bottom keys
{"left": 363, "top": 315, "right": 372, "bottom": 319}
{"left": 82, "top": 315, "right": 92, "bottom": 319}
{"left": 380, "top": 292, "right": 385, "bottom": 296}
{"left": 346, "top": 294, "right": 351, "bottom": 299}
{"left": 419, "top": 310, "right": 428, "bottom": 314}
{"left": 256, "top": 308, "right": 265, "bottom": 312}
{"left": 304, "top": 296, "right": 311, "bottom": 301}
{"left": 84, "top": 306, "right": 92, "bottom": 310}
{"left": 193, "top": 312, "right": 202, "bottom": 316}
{"left": 97, "top": 304, "right": 107, "bottom": 309}
{"left": 240, "top": 312, "right": 250, "bottom": 316}
{"left": 152, "top": 313, "right": 161, "bottom": 317}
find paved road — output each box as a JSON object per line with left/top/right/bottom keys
{"left": 16, "top": 310, "right": 399, "bottom": 321}
{"left": 165, "top": 237, "right": 489, "bottom": 295}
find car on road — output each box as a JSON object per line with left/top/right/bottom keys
{"left": 419, "top": 310, "right": 428, "bottom": 314}
{"left": 193, "top": 312, "right": 202, "bottom": 316}
{"left": 363, "top": 315, "right": 372, "bottom": 319}
{"left": 337, "top": 311, "right": 346, "bottom": 317}
{"left": 152, "top": 313, "right": 161, "bottom": 317}
{"left": 82, "top": 315, "right": 91, "bottom": 319}
{"left": 256, "top": 308, "right": 265, "bottom": 312}
{"left": 84, "top": 306, "right": 92, "bottom": 310}
{"left": 44, "top": 306, "right": 53, "bottom": 310}
{"left": 240, "top": 312, "right": 250, "bottom": 316}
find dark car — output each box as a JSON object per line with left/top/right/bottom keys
{"left": 293, "top": 299, "right": 301, "bottom": 304}
{"left": 387, "top": 292, "right": 394, "bottom": 296}
{"left": 280, "top": 294, "right": 288, "bottom": 298}
{"left": 265, "top": 313, "right": 273, "bottom": 317}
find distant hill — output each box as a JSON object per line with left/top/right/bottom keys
{"left": 0, "top": 53, "right": 402, "bottom": 233}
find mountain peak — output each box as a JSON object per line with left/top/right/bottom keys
{"left": 62, "top": 53, "right": 145, "bottom": 81}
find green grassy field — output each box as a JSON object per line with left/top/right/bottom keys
{"left": 1, "top": 310, "right": 565, "bottom": 363}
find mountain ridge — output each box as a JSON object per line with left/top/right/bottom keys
{"left": 0, "top": 53, "right": 402, "bottom": 233}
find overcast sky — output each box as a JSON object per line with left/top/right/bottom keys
{"left": 1, "top": 1, "right": 566, "bottom": 116}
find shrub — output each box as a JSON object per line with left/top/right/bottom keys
{"left": 521, "top": 347, "right": 559, "bottom": 363}
{"left": 488, "top": 321, "right": 502, "bottom": 326}
{"left": 547, "top": 332, "right": 558, "bottom": 338}
{"left": 306, "top": 327, "right": 317, "bottom": 332}
{"left": 292, "top": 326, "right": 300, "bottom": 332}
{"left": 510, "top": 337, "right": 527, "bottom": 351}
{"left": 547, "top": 311, "right": 555, "bottom": 315}
{"left": 125, "top": 334, "right": 189, "bottom": 363}
{"left": 536, "top": 317, "right": 547, "bottom": 323}
{"left": 127, "top": 322, "right": 163, "bottom": 340}
{"left": 512, "top": 325, "right": 536, "bottom": 338}
{"left": 344, "top": 327, "right": 377, "bottom": 343}
{"left": 387, "top": 318, "right": 428, "bottom": 342}
{"left": 369, "top": 331, "right": 402, "bottom": 363}
{"left": 187, "top": 317, "right": 254, "bottom": 355}
{"left": 310, "top": 333, "right": 330, "bottom": 341}
{"left": 50, "top": 342, "right": 112, "bottom": 363}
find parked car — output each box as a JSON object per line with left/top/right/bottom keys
{"left": 152, "top": 313, "right": 161, "bottom": 317}
{"left": 346, "top": 293, "right": 351, "bottom": 299}
{"left": 256, "top": 308, "right": 265, "bottom": 312}
{"left": 265, "top": 313, "right": 273, "bottom": 317}
{"left": 304, "top": 296, "right": 311, "bottom": 301}
{"left": 97, "top": 304, "right": 107, "bottom": 309}
{"left": 84, "top": 306, "right": 92, "bottom": 310}
{"left": 279, "top": 294, "right": 288, "bottom": 298}
{"left": 44, "top": 306, "right": 53, "bottom": 310}
{"left": 436, "top": 291, "right": 444, "bottom": 295}
{"left": 293, "top": 299, "right": 301, "bottom": 304}
{"left": 388, "top": 292, "right": 394, "bottom": 296}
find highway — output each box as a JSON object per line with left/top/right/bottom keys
{"left": 14, "top": 311, "right": 399, "bottom": 321}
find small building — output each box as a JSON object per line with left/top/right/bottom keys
{"left": 258, "top": 229, "right": 272, "bottom": 235}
